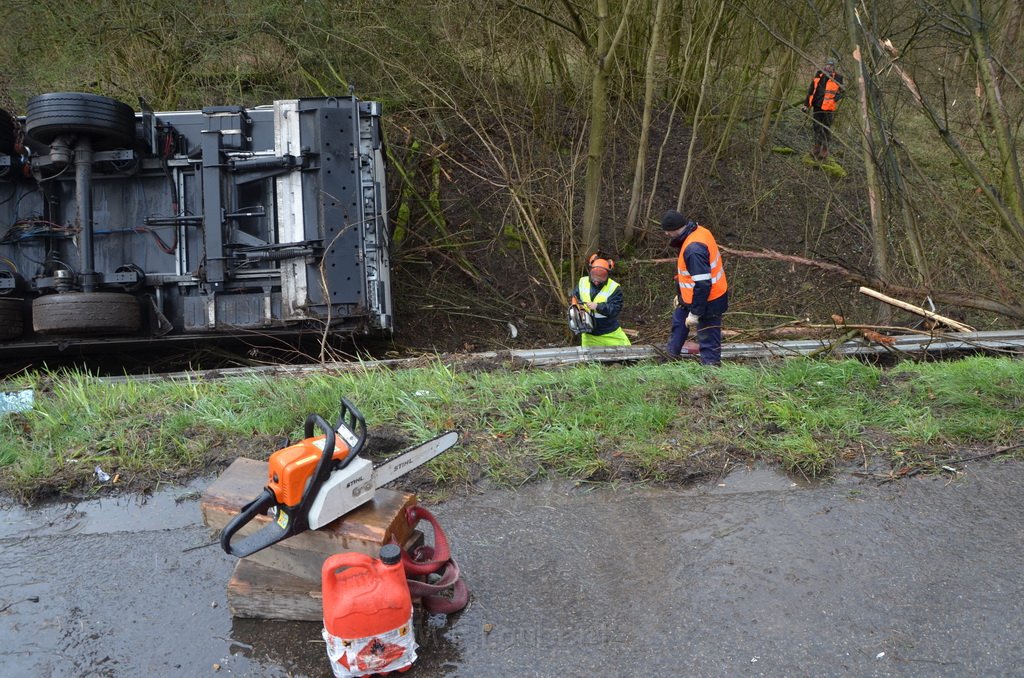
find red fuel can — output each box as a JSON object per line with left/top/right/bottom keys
{"left": 322, "top": 544, "right": 417, "bottom": 677}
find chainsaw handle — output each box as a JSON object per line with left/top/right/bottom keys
{"left": 294, "top": 412, "right": 359, "bottom": 525}
{"left": 334, "top": 397, "right": 367, "bottom": 460}
{"left": 220, "top": 488, "right": 287, "bottom": 557}
{"left": 303, "top": 412, "right": 343, "bottom": 486}
{"left": 301, "top": 398, "right": 367, "bottom": 470}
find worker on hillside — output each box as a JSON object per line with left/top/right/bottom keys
{"left": 661, "top": 210, "right": 728, "bottom": 366}
{"left": 569, "top": 254, "right": 631, "bottom": 347}
{"left": 802, "top": 56, "right": 844, "bottom": 161}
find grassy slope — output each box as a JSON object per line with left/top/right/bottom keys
{"left": 1, "top": 355, "right": 1021, "bottom": 503}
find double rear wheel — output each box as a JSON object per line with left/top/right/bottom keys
{"left": 32, "top": 292, "right": 141, "bottom": 335}
{"left": 25, "top": 92, "right": 137, "bottom": 150}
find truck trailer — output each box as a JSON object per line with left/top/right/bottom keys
{"left": 0, "top": 91, "right": 392, "bottom": 355}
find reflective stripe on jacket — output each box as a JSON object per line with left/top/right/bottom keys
{"left": 577, "top": 277, "right": 621, "bottom": 318}
{"left": 675, "top": 226, "right": 727, "bottom": 305}
{"left": 808, "top": 74, "right": 841, "bottom": 112}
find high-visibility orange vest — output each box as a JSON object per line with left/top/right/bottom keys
{"left": 676, "top": 226, "right": 727, "bottom": 304}
{"left": 809, "top": 74, "right": 841, "bottom": 112}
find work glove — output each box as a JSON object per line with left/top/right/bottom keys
{"left": 800, "top": 104, "right": 808, "bottom": 114}
{"left": 685, "top": 312, "right": 700, "bottom": 332}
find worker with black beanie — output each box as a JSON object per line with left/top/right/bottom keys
{"left": 661, "top": 210, "right": 729, "bottom": 365}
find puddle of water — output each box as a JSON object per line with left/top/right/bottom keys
{"left": 706, "top": 462, "right": 812, "bottom": 494}
{"left": 0, "top": 477, "right": 211, "bottom": 539}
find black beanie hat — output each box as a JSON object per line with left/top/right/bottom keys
{"left": 661, "top": 210, "right": 687, "bottom": 231}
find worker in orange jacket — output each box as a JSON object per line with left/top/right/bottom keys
{"left": 802, "top": 57, "right": 843, "bottom": 160}
{"left": 661, "top": 211, "right": 728, "bottom": 366}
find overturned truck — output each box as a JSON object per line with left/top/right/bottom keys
{"left": 0, "top": 92, "right": 392, "bottom": 354}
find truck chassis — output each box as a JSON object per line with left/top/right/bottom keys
{"left": 0, "top": 92, "right": 392, "bottom": 355}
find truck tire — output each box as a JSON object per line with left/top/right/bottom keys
{"left": 0, "top": 298, "right": 24, "bottom": 339}
{"left": 33, "top": 292, "right": 141, "bottom": 335}
{"left": 0, "top": 109, "right": 14, "bottom": 155}
{"left": 25, "top": 92, "right": 137, "bottom": 151}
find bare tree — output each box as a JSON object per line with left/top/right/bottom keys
{"left": 864, "top": 10, "right": 1024, "bottom": 254}
{"left": 623, "top": 0, "right": 667, "bottom": 242}
{"left": 963, "top": 0, "right": 1024, "bottom": 226}
{"left": 845, "top": 2, "right": 889, "bottom": 322}
{"left": 675, "top": 0, "right": 725, "bottom": 211}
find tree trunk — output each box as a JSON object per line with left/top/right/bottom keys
{"left": 580, "top": 0, "right": 610, "bottom": 256}
{"left": 581, "top": 0, "right": 632, "bottom": 256}
{"left": 757, "top": 44, "right": 796, "bottom": 148}
{"left": 623, "top": 0, "right": 666, "bottom": 243}
{"left": 844, "top": 3, "right": 889, "bottom": 322}
{"left": 675, "top": 0, "right": 725, "bottom": 211}
{"left": 964, "top": 0, "right": 1024, "bottom": 226}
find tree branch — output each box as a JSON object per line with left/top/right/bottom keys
{"left": 638, "top": 246, "right": 1024, "bottom": 320}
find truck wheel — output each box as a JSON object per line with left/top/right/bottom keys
{"left": 0, "top": 109, "right": 14, "bottom": 155}
{"left": 33, "top": 292, "right": 141, "bottom": 335}
{"left": 25, "top": 92, "right": 137, "bottom": 151}
{"left": 0, "top": 298, "right": 24, "bottom": 339}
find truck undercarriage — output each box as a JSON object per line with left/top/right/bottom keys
{"left": 0, "top": 92, "right": 392, "bottom": 356}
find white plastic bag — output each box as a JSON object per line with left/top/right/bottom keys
{"left": 323, "top": 612, "right": 417, "bottom": 677}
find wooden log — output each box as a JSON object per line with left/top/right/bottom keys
{"left": 202, "top": 457, "right": 419, "bottom": 583}
{"left": 228, "top": 558, "right": 323, "bottom": 621}
{"left": 858, "top": 286, "right": 976, "bottom": 332}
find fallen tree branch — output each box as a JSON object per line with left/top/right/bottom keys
{"left": 724, "top": 321, "right": 924, "bottom": 341}
{"left": 858, "top": 286, "right": 975, "bottom": 332}
{"left": 638, "top": 247, "right": 1024, "bottom": 320}
{"left": 940, "top": 445, "right": 1024, "bottom": 466}
{"left": 806, "top": 328, "right": 860, "bottom": 358}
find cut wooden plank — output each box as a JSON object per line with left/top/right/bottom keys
{"left": 202, "top": 457, "right": 418, "bottom": 582}
{"left": 228, "top": 558, "right": 323, "bottom": 621}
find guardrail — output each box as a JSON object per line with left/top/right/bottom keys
{"left": 103, "top": 329, "right": 1024, "bottom": 383}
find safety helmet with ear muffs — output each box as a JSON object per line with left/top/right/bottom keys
{"left": 588, "top": 253, "right": 614, "bottom": 272}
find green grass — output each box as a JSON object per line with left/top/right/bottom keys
{"left": 1, "top": 356, "right": 1022, "bottom": 502}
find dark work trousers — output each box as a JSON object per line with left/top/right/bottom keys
{"left": 812, "top": 109, "right": 835, "bottom": 150}
{"left": 667, "top": 306, "right": 723, "bottom": 366}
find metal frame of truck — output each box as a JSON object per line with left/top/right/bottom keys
{"left": 0, "top": 92, "right": 392, "bottom": 355}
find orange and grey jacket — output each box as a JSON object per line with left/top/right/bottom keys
{"left": 807, "top": 71, "right": 843, "bottom": 111}
{"left": 673, "top": 224, "right": 728, "bottom": 317}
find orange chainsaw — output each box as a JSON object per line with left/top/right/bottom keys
{"left": 220, "top": 398, "right": 458, "bottom": 557}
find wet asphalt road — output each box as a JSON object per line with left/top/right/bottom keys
{"left": 1, "top": 462, "right": 1023, "bottom": 677}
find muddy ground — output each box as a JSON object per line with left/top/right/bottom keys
{"left": 2, "top": 460, "right": 1023, "bottom": 677}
